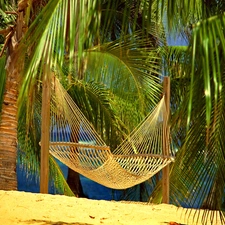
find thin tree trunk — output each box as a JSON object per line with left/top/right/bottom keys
{"left": 67, "top": 168, "right": 85, "bottom": 197}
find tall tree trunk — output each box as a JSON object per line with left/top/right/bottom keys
{"left": 0, "top": 8, "right": 25, "bottom": 190}
{"left": 0, "top": 59, "right": 19, "bottom": 190}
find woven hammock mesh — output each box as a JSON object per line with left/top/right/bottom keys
{"left": 48, "top": 78, "right": 174, "bottom": 189}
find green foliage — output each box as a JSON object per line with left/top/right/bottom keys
{"left": 152, "top": 1, "right": 225, "bottom": 223}
{"left": 67, "top": 79, "right": 127, "bottom": 150}
{"left": 84, "top": 31, "right": 164, "bottom": 106}
{"left": 0, "top": 1, "right": 16, "bottom": 28}
{"left": 49, "top": 156, "right": 74, "bottom": 196}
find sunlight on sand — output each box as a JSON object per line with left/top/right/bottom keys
{"left": 0, "top": 191, "right": 223, "bottom": 225}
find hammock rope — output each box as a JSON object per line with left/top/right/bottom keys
{"left": 48, "top": 78, "right": 174, "bottom": 189}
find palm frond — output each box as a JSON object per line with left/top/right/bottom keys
{"left": 17, "top": 0, "right": 101, "bottom": 104}
{"left": 49, "top": 156, "right": 74, "bottom": 196}
{"left": 161, "top": 14, "right": 225, "bottom": 224}
{"left": 84, "top": 31, "right": 164, "bottom": 109}
{"left": 169, "top": 95, "right": 225, "bottom": 222}
{"left": 155, "top": 0, "right": 203, "bottom": 31}
{"left": 188, "top": 14, "right": 225, "bottom": 128}
{"left": 100, "top": 0, "right": 162, "bottom": 42}
{"left": 161, "top": 46, "right": 191, "bottom": 150}
{"left": 67, "top": 79, "right": 127, "bottom": 150}
{"left": 0, "top": 1, "right": 17, "bottom": 29}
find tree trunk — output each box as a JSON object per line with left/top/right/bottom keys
{"left": 67, "top": 168, "right": 85, "bottom": 197}
{"left": 0, "top": 64, "right": 18, "bottom": 190}
{"left": 0, "top": 9, "right": 25, "bottom": 190}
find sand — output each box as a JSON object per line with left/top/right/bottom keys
{"left": 0, "top": 190, "right": 223, "bottom": 225}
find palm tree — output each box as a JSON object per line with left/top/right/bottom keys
{"left": 0, "top": 0, "right": 28, "bottom": 190}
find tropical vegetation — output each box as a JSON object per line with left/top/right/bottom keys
{"left": 0, "top": 0, "right": 225, "bottom": 224}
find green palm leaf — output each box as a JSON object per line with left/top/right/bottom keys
{"left": 84, "top": 32, "right": 164, "bottom": 110}
{"left": 160, "top": 11, "right": 225, "bottom": 224}
{"left": 67, "top": 79, "right": 127, "bottom": 149}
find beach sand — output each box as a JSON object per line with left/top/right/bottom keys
{"left": 0, "top": 190, "right": 222, "bottom": 225}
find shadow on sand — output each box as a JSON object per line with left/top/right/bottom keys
{"left": 24, "top": 219, "right": 93, "bottom": 225}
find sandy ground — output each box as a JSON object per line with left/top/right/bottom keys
{"left": 0, "top": 190, "right": 223, "bottom": 225}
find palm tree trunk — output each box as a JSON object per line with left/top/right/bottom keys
{"left": 0, "top": 9, "right": 25, "bottom": 190}
{"left": 67, "top": 168, "right": 85, "bottom": 197}
{"left": 0, "top": 57, "right": 19, "bottom": 190}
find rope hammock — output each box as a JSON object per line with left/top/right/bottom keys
{"left": 48, "top": 78, "right": 174, "bottom": 189}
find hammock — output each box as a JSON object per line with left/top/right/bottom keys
{"left": 48, "top": 79, "right": 174, "bottom": 189}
